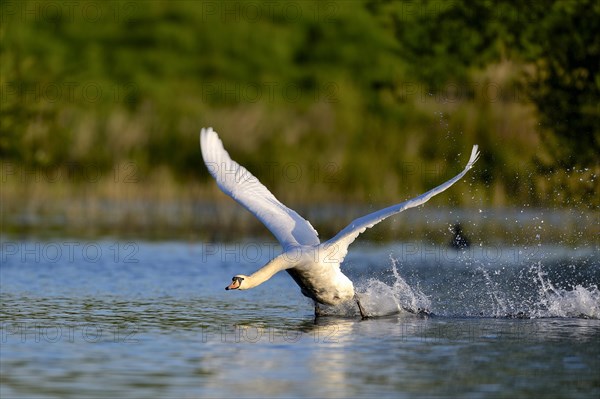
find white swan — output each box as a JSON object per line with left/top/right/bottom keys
{"left": 200, "top": 128, "right": 479, "bottom": 318}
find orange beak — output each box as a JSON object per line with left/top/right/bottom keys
{"left": 226, "top": 280, "right": 240, "bottom": 290}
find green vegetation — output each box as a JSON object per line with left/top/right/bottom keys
{"left": 1, "top": 0, "right": 598, "bottom": 214}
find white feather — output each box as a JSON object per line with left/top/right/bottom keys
{"left": 201, "top": 127, "right": 480, "bottom": 310}
{"left": 324, "top": 145, "right": 480, "bottom": 264}
{"left": 200, "top": 127, "right": 320, "bottom": 249}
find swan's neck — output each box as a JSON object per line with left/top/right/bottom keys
{"left": 245, "top": 253, "right": 291, "bottom": 289}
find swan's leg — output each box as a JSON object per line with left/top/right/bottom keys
{"left": 355, "top": 294, "right": 368, "bottom": 319}
{"left": 314, "top": 301, "right": 324, "bottom": 317}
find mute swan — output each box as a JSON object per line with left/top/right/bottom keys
{"left": 200, "top": 128, "right": 479, "bottom": 318}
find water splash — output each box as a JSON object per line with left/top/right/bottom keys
{"left": 531, "top": 263, "right": 600, "bottom": 319}
{"left": 356, "top": 257, "right": 431, "bottom": 317}
{"left": 478, "top": 266, "right": 512, "bottom": 318}
{"left": 350, "top": 256, "right": 599, "bottom": 319}
{"left": 329, "top": 246, "right": 598, "bottom": 319}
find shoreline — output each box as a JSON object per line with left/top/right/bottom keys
{"left": 2, "top": 198, "right": 597, "bottom": 245}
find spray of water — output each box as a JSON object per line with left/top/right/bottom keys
{"left": 478, "top": 266, "right": 512, "bottom": 318}
{"left": 325, "top": 247, "right": 598, "bottom": 319}
{"left": 530, "top": 262, "right": 600, "bottom": 318}
{"left": 348, "top": 257, "right": 599, "bottom": 319}
{"left": 355, "top": 257, "right": 431, "bottom": 317}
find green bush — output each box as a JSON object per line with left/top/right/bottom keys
{"left": 1, "top": 0, "right": 597, "bottom": 207}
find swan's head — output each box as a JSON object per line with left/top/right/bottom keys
{"left": 226, "top": 275, "right": 248, "bottom": 290}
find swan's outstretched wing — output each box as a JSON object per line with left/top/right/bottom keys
{"left": 200, "top": 128, "right": 320, "bottom": 248}
{"left": 323, "top": 145, "right": 480, "bottom": 264}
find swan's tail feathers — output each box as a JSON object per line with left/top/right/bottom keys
{"left": 466, "top": 144, "right": 480, "bottom": 170}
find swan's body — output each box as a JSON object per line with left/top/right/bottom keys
{"left": 200, "top": 128, "right": 479, "bottom": 316}
{"left": 231, "top": 247, "right": 356, "bottom": 305}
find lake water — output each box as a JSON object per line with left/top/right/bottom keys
{"left": 1, "top": 239, "right": 599, "bottom": 398}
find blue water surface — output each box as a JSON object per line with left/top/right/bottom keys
{"left": 1, "top": 239, "right": 599, "bottom": 398}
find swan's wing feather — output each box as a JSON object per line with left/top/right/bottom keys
{"left": 200, "top": 128, "right": 320, "bottom": 248}
{"left": 324, "top": 145, "right": 480, "bottom": 264}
